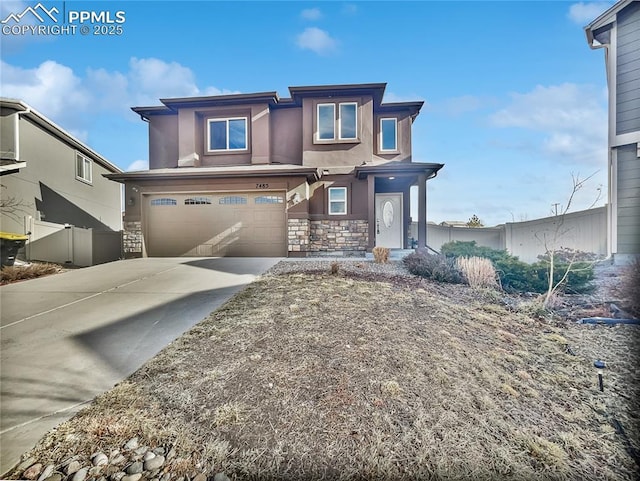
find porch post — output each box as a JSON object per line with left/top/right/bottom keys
{"left": 417, "top": 172, "right": 427, "bottom": 252}
{"left": 367, "top": 174, "right": 376, "bottom": 251}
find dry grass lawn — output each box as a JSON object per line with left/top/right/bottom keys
{"left": 8, "top": 267, "right": 640, "bottom": 480}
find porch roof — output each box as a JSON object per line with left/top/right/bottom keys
{"left": 354, "top": 161, "right": 444, "bottom": 180}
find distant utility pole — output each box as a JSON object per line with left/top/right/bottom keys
{"left": 551, "top": 203, "right": 561, "bottom": 216}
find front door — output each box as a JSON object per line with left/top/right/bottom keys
{"left": 375, "top": 193, "right": 403, "bottom": 248}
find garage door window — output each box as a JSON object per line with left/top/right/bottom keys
{"left": 219, "top": 195, "right": 247, "bottom": 205}
{"left": 255, "top": 195, "right": 284, "bottom": 204}
{"left": 185, "top": 197, "right": 212, "bottom": 205}
{"left": 151, "top": 198, "right": 177, "bottom": 206}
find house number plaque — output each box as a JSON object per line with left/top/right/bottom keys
{"left": 256, "top": 183, "right": 269, "bottom": 189}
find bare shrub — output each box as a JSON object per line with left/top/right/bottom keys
{"left": 456, "top": 256, "right": 500, "bottom": 289}
{"left": 372, "top": 246, "right": 390, "bottom": 264}
{"left": 330, "top": 261, "right": 340, "bottom": 275}
{"left": 403, "top": 252, "right": 463, "bottom": 284}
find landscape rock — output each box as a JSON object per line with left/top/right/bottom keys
{"left": 124, "top": 438, "right": 139, "bottom": 450}
{"left": 42, "top": 474, "right": 63, "bottom": 481}
{"left": 134, "top": 446, "right": 149, "bottom": 456}
{"left": 192, "top": 474, "right": 207, "bottom": 481}
{"left": 213, "top": 473, "right": 230, "bottom": 481}
{"left": 143, "top": 455, "right": 164, "bottom": 471}
{"left": 23, "top": 463, "right": 43, "bottom": 480}
{"left": 153, "top": 447, "right": 166, "bottom": 456}
{"left": 37, "top": 464, "right": 55, "bottom": 481}
{"left": 92, "top": 453, "right": 109, "bottom": 466}
{"left": 71, "top": 467, "right": 88, "bottom": 481}
{"left": 125, "top": 462, "right": 143, "bottom": 475}
{"left": 121, "top": 474, "right": 142, "bottom": 481}
{"left": 143, "top": 451, "right": 156, "bottom": 461}
{"left": 165, "top": 448, "right": 176, "bottom": 461}
{"left": 65, "top": 461, "right": 82, "bottom": 476}
{"left": 17, "top": 457, "right": 37, "bottom": 472}
{"left": 110, "top": 454, "right": 127, "bottom": 465}
{"left": 160, "top": 473, "right": 172, "bottom": 481}
{"left": 110, "top": 471, "right": 126, "bottom": 481}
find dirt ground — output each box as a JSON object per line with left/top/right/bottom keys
{"left": 6, "top": 261, "right": 640, "bottom": 481}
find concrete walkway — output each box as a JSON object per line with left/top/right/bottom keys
{"left": 0, "top": 257, "right": 280, "bottom": 474}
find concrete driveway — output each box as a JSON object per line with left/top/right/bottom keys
{"left": 0, "top": 257, "right": 280, "bottom": 474}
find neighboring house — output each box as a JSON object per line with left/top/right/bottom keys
{"left": 585, "top": 0, "right": 640, "bottom": 263}
{"left": 107, "top": 83, "right": 443, "bottom": 258}
{"left": 0, "top": 98, "right": 123, "bottom": 263}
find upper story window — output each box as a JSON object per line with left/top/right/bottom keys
{"left": 380, "top": 118, "right": 398, "bottom": 152}
{"left": 75, "top": 152, "right": 92, "bottom": 184}
{"left": 328, "top": 187, "right": 347, "bottom": 215}
{"left": 316, "top": 102, "right": 358, "bottom": 142}
{"left": 207, "top": 118, "right": 247, "bottom": 152}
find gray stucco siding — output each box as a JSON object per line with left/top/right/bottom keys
{"left": 616, "top": 143, "right": 640, "bottom": 254}
{"left": 616, "top": 1, "right": 640, "bottom": 135}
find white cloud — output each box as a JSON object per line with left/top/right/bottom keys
{"left": 127, "top": 159, "right": 149, "bottom": 171}
{"left": 567, "top": 2, "right": 612, "bottom": 24}
{"left": 0, "top": 60, "right": 91, "bottom": 122}
{"left": 489, "top": 83, "right": 607, "bottom": 165}
{"left": 296, "top": 27, "right": 338, "bottom": 55}
{"left": 1, "top": 57, "right": 237, "bottom": 118}
{"left": 300, "top": 8, "right": 322, "bottom": 21}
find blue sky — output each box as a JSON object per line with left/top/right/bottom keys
{"left": 1, "top": 0, "right": 613, "bottom": 226}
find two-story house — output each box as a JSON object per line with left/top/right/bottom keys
{"left": 106, "top": 83, "right": 443, "bottom": 258}
{"left": 1, "top": 98, "right": 123, "bottom": 264}
{"left": 585, "top": 0, "right": 640, "bottom": 263}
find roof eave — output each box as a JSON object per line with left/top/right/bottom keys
{"left": 104, "top": 167, "right": 321, "bottom": 183}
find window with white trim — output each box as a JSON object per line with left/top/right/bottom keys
{"left": 207, "top": 118, "right": 247, "bottom": 152}
{"left": 328, "top": 187, "right": 347, "bottom": 215}
{"left": 316, "top": 102, "right": 357, "bottom": 141}
{"left": 380, "top": 118, "right": 397, "bottom": 152}
{"left": 75, "top": 152, "right": 92, "bottom": 184}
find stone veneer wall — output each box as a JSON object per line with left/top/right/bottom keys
{"left": 287, "top": 218, "right": 310, "bottom": 253}
{"left": 123, "top": 221, "right": 143, "bottom": 258}
{"left": 303, "top": 219, "right": 369, "bottom": 255}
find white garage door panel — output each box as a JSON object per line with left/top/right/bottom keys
{"left": 145, "top": 192, "right": 286, "bottom": 257}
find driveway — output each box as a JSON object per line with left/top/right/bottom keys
{"left": 0, "top": 257, "right": 280, "bottom": 474}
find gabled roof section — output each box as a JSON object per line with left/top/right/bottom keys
{"left": 0, "top": 97, "right": 122, "bottom": 174}
{"left": 289, "top": 83, "right": 387, "bottom": 106}
{"left": 132, "top": 83, "right": 425, "bottom": 119}
{"left": 585, "top": 0, "right": 632, "bottom": 46}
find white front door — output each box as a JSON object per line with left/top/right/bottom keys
{"left": 375, "top": 193, "right": 403, "bottom": 248}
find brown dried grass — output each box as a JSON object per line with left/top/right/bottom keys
{"left": 372, "top": 246, "right": 390, "bottom": 264}
{"left": 10, "top": 271, "right": 640, "bottom": 480}
{"left": 456, "top": 256, "right": 500, "bottom": 290}
{"left": 0, "top": 262, "right": 61, "bottom": 284}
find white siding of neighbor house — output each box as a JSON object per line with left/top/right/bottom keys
{"left": 616, "top": 1, "right": 640, "bottom": 135}
{"left": 616, "top": 143, "right": 640, "bottom": 255}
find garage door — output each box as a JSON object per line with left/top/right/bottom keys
{"left": 145, "top": 192, "right": 286, "bottom": 257}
